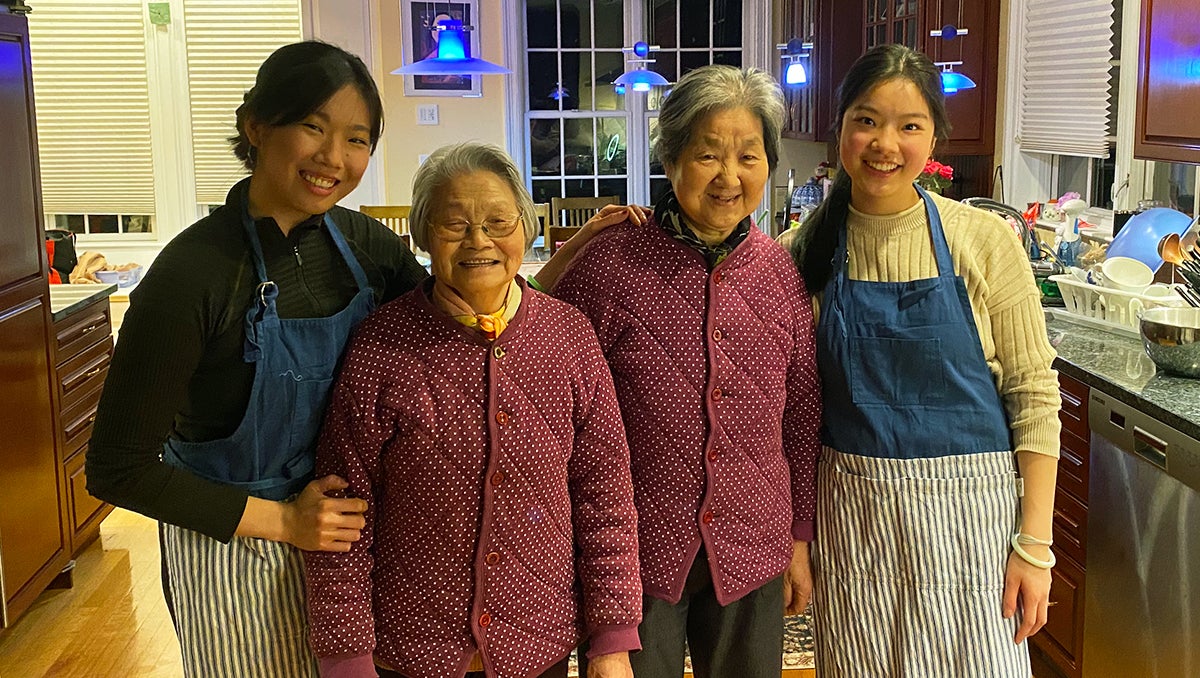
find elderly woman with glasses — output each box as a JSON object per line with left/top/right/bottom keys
{"left": 302, "top": 142, "right": 642, "bottom": 678}
{"left": 553, "top": 65, "right": 822, "bottom": 678}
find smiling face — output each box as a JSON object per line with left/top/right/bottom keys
{"left": 427, "top": 170, "right": 525, "bottom": 313}
{"left": 664, "top": 106, "right": 770, "bottom": 245}
{"left": 245, "top": 84, "right": 373, "bottom": 233}
{"left": 839, "top": 77, "right": 937, "bottom": 215}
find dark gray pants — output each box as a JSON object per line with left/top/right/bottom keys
{"left": 581, "top": 550, "right": 784, "bottom": 678}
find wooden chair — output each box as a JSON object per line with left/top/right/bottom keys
{"left": 360, "top": 205, "right": 411, "bottom": 237}
{"left": 532, "top": 202, "right": 550, "bottom": 251}
{"left": 548, "top": 196, "right": 619, "bottom": 254}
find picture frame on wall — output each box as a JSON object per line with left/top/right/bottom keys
{"left": 400, "top": 0, "right": 482, "bottom": 97}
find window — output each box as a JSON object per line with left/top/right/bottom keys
{"left": 521, "top": 0, "right": 745, "bottom": 206}
{"left": 27, "top": 0, "right": 302, "bottom": 239}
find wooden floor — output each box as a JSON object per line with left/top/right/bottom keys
{"left": 0, "top": 509, "right": 815, "bottom": 677}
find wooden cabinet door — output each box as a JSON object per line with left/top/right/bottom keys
{"left": 0, "top": 283, "right": 66, "bottom": 628}
{"left": 922, "top": 0, "right": 1000, "bottom": 156}
{"left": 0, "top": 12, "right": 45, "bottom": 290}
{"left": 1133, "top": 0, "right": 1200, "bottom": 163}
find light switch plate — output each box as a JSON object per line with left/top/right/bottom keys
{"left": 417, "top": 104, "right": 439, "bottom": 126}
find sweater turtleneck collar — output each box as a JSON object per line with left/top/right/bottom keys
{"left": 847, "top": 195, "right": 929, "bottom": 238}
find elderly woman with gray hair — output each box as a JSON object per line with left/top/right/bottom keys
{"left": 303, "top": 142, "right": 642, "bottom": 678}
{"left": 554, "top": 65, "right": 822, "bottom": 677}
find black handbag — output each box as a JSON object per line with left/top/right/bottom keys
{"left": 44, "top": 229, "right": 78, "bottom": 279}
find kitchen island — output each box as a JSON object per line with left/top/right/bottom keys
{"left": 1034, "top": 311, "right": 1200, "bottom": 678}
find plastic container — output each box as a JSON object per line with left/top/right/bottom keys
{"left": 788, "top": 179, "right": 823, "bottom": 227}
{"left": 95, "top": 266, "right": 143, "bottom": 288}
{"left": 1106, "top": 208, "right": 1194, "bottom": 272}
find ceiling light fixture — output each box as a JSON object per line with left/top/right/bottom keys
{"left": 392, "top": 18, "right": 509, "bottom": 76}
{"left": 775, "top": 38, "right": 814, "bottom": 87}
{"left": 613, "top": 41, "right": 670, "bottom": 93}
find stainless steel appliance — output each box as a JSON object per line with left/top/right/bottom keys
{"left": 1084, "top": 389, "right": 1200, "bottom": 677}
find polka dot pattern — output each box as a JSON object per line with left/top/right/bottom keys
{"left": 303, "top": 279, "right": 642, "bottom": 678}
{"left": 555, "top": 221, "right": 822, "bottom": 606}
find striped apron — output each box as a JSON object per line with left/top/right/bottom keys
{"left": 810, "top": 186, "right": 1030, "bottom": 676}
{"left": 159, "top": 200, "right": 375, "bottom": 677}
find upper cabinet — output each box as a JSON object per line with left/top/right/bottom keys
{"left": 1133, "top": 0, "right": 1200, "bottom": 163}
{"left": 920, "top": 0, "right": 1001, "bottom": 157}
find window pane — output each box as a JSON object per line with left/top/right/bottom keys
{"left": 650, "top": 178, "right": 672, "bottom": 204}
{"left": 595, "top": 51, "right": 625, "bottom": 110}
{"left": 596, "top": 2, "right": 623, "bottom": 48}
{"left": 713, "top": 50, "right": 740, "bottom": 67}
{"left": 655, "top": 51, "right": 678, "bottom": 82}
{"left": 680, "top": 1, "right": 709, "bottom": 48}
{"left": 90, "top": 215, "right": 119, "bottom": 234}
{"left": 560, "top": 0, "right": 591, "bottom": 49}
{"left": 564, "top": 119, "right": 596, "bottom": 175}
{"left": 649, "top": 117, "right": 664, "bottom": 174}
{"left": 528, "top": 52, "right": 559, "bottom": 110}
{"left": 867, "top": 0, "right": 879, "bottom": 22}
{"left": 906, "top": 18, "right": 917, "bottom": 47}
{"left": 649, "top": 0, "right": 678, "bottom": 48}
{"left": 564, "top": 52, "right": 593, "bottom": 111}
{"left": 531, "top": 180, "right": 562, "bottom": 204}
{"left": 55, "top": 214, "right": 85, "bottom": 234}
{"left": 527, "top": 0, "right": 557, "bottom": 48}
{"left": 565, "top": 179, "right": 596, "bottom": 197}
{"left": 597, "top": 178, "right": 628, "bottom": 204}
{"left": 598, "top": 117, "right": 628, "bottom": 175}
{"left": 713, "top": 0, "right": 741, "bottom": 48}
{"left": 680, "top": 51, "right": 708, "bottom": 75}
{"left": 530, "top": 119, "right": 562, "bottom": 175}
{"left": 123, "top": 215, "right": 153, "bottom": 233}
{"left": 1149, "top": 161, "right": 1198, "bottom": 217}
{"left": 1056, "top": 156, "right": 1091, "bottom": 201}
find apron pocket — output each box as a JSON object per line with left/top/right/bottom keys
{"left": 849, "top": 336, "right": 946, "bottom": 405}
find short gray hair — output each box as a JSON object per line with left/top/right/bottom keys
{"left": 652, "top": 65, "right": 785, "bottom": 174}
{"left": 409, "top": 142, "right": 539, "bottom": 252}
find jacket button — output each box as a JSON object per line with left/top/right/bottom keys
{"left": 491, "top": 471, "right": 505, "bottom": 487}
{"left": 707, "top": 448, "right": 719, "bottom": 462}
{"left": 713, "top": 272, "right": 723, "bottom": 284}
{"left": 496, "top": 411, "right": 509, "bottom": 425}
{"left": 702, "top": 510, "right": 714, "bottom": 525}
{"left": 711, "top": 388, "right": 723, "bottom": 401}
{"left": 493, "top": 345, "right": 506, "bottom": 359}
{"left": 712, "top": 329, "right": 723, "bottom": 341}
{"left": 485, "top": 551, "right": 501, "bottom": 565}
{"left": 479, "top": 613, "right": 491, "bottom": 627}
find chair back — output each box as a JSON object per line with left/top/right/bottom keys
{"left": 549, "top": 196, "right": 619, "bottom": 228}
{"left": 360, "top": 205, "right": 411, "bottom": 236}
{"left": 532, "top": 202, "right": 550, "bottom": 251}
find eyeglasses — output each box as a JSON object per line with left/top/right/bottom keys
{"left": 431, "top": 215, "right": 523, "bottom": 241}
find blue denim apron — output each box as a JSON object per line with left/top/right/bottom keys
{"left": 816, "top": 186, "right": 1010, "bottom": 458}
{"left": 810, "top": 187, "right": 1029, "bottom": 676}
{"left": 163, "top": 207, "right": 376, "bottom": 500}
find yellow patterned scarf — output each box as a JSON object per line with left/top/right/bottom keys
{"left": 432, "top": 279, "right": 522, "bottom": 341}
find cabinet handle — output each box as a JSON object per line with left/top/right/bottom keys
{"left": 84, "top": 367, "right": 104, "bottom": 378}
{"left": 86, "top": 415, "right": 96, "bottom": 426}
{"left": 80, "top": 324, "right": 102, "bottom": 335}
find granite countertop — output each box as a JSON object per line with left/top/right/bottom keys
{"left": 48, "top": 283, "right": 117, "bottom": 322}
{"left": 1047, "top": 311, "right": 1200, "bottom": 439}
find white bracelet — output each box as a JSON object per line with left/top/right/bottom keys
{"left": 1011, "top": 533, "right": 1056, "bottom": 569}
{"left": 1014, "top": 532, "right": 1053, "bottom": 546}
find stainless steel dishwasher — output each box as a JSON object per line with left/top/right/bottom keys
{"left": 1083, "top": 388, "right": 1200, "bottom": 678}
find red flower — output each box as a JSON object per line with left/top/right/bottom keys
{"left": 938, "top": 165, "right": 954, "bottom": 180}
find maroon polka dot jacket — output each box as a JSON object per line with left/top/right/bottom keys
{"left": 555, "top": 220, "right": 822, "bottom": 606}
{"left": 303, "top": 278, "right": 641, "bottom": 678}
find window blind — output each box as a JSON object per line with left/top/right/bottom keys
{"left": 1018, "top": 0, "right": 1115, "bottom": 158}
{"left": 183, "top": 0, "right": 302, "bottom": 205}
{"left": 27, "top": 0, "right": 156, "bottom": 214}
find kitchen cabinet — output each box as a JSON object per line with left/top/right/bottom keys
{"left": 0, "top": 7, "right": 70, "bottom": 629}
{"left": 779, "top": 0, "right": 861, "bottom": 142}
{"left": 1132, "top": 0, "right": 1200, "bottom": 163}
{"left": 1030, "top": 372, "right": 1090, "bottom": 678}
{"left": 51, "top": 293, "right": 114, "bottom": 551}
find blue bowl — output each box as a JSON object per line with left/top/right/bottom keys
{"left": 1107, "top": 208, "right": 1194, "bottom": 272}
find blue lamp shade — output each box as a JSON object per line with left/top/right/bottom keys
{"left": 614, "top": 68, "right": 670, "bottom": 92}
{"left": 784, "top": 60, "right": 808, "bottom": 85}
{"left": 940, "top": 69, "right": 977, "bottom": 94}
{"left": 392, "top": 19, "right": 510, "bottom": 75}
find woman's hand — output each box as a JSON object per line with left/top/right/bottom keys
{"left": 1003, "top": 549, "right": 1053, "bottom": 644}
{"left": 783, "top": 540, "right": 813, "bottom": 615}
{"left": 588, "top": 651, "right": 634, "bottom": 678}
{"left": 579, "top": 204, "right": 651, "bottom": 239}
{"left": 281, "top": 475, "right": 368, "bottom": 552}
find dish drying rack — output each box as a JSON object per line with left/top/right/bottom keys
{"left": 1049, "top": 274, "right": 1186, "bottom": 337}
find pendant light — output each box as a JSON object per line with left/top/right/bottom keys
{"left": 927, "top": 1, "right": 976, "bottom": 96}
{"left": 775, "top": 39, "right": 814, "bottom": 87}
{"left": 392, "top": 17, "right": 509, "bottom": 76}
{"left": 613, "top": 41, "right": 670, "bottom": 93}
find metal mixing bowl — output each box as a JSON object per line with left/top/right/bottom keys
{"left": 1140, "top": 307, "right": 1200, "bottom": 378}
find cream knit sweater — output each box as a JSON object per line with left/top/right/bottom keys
{"left": 835, "top": 192, "right": 1061, "bottom": 459}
